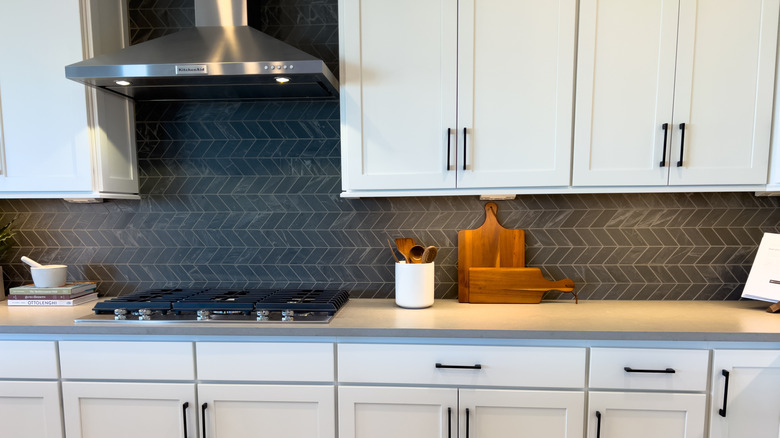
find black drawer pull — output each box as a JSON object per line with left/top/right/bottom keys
{"left": 182, "top": 402, "right": 189, "bottom": 438}
{"left": 446, "top": 128, "right": 452, "bottom": 171}
{"left": 436, "top": 363, "right": 482, "bottom": 370}
{"left": 719, "top": 369, "right": 730, "bottom": 417}
{"left": 462, "top": 127, "right": 468, "bottom": 171}
{"left": 659, "top": 123, "right": 669, "bottom": 167}
{"left": 465, "top": 408, "right": 471, "bottom": 438}
{"left": 596, "top": 411, "right": 602, "bottom": 438}
{"left": 201, "top": 403, "right": 208, "bottom": 438}
{"left": 624, "top": 366, "right": 676, "bottom": 374}
{"left": 677, "top": 122, "right": 686, "bottom": 167}
{"left": 447, "top": 407, "right": 452, "bottom": 438}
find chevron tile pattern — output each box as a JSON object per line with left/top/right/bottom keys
{"left": 0, "top": 0, "right": 777, "bottom": 301}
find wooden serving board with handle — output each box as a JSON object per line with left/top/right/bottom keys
{"left": 458, "top": 202, "right": 576, "bottom": 303}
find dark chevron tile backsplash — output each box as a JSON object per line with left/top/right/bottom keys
{"left": 0, "top": 0, "right": 778, "bottom": 300}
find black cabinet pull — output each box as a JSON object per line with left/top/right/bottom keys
{"left": 677, "top": 122, "right": 686, "bottom": 167}
{"left": 624, "top": 366, "right": 676, "bottom": 374}
{"left": 201, "top": 403, "right": 208, "bottom": 438}
{"left": 596, "top": 411, "right": 602, "bottom": 438}
{"left": 462, "top": 127, "right": 468, "bottom": 171}
{"left": 659, "top": 123, "right": 669, "bottom": 167}
{"left": 719, "top": 369, "right": 730, "bottom": 417}
{"left": 446, "top": 128, "right": 452, "bottom": 171}
{"left": 182, "top": 402, "right": 189, "bottom": 438}
{"left": 466, "top": 408, "right": 471, "bottom": 438}
{"left": 447, "top": 407, "right": 452, "bottom": 438}
{"left": 436, "top": 363, "right": 482, "bottom": 370}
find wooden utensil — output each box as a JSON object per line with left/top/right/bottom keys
{"left": 386, "top": 239, "right": 400, "bottom": 263}
{"left": 395, "top": 238, "right": 415, "bottom": 263}
{"left": 408, "top": 245, "right": 425, "bottom": 263}
{"left": 421, "top": 246, "right": 438, "bottom": 263}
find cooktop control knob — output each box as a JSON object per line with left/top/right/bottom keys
{"left": 257, "top": 310, "right": 270, "bottom": 321}
{"left": 138, "top": 309, "right": 153, "bottom": 321}
{"left": 114, "top": 309, "right": 128, "bottom": 320}
{"left": 197, "top": 310, "right": 211, "bottom": 321}
{"left": 281, "top": 310, "right": 295, "bottom": 322}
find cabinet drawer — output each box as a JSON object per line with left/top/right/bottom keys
{"left": 59, "top": 341, "right": 194, "bottom": 380}
{"left": 0, "top": 341, "right": 58, "bottom": 379}
{"left": 338, "top": 344, "right": 586, "bottom": 388}
{"left": 197, "top": 342, "right": 334, "bottom": 382}
{"left": 589, "top": 348, "right": 709, "bottom": 391}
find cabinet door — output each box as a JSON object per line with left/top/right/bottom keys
{"left": 0, "top": 0, "right": 93, "bottom": 193}
{"left": 457, "top": 0, "right": 575, "bottom": 188}
{"left": 573, "top": 0, "right": 679, "bottom": 186}
{"left": 339, "top": 0, "right": 457, "bottom": 191}
{"left": 588, "top": 392, "right": 706, "bottom": 438}
{"left": 198, "top": 384, "right": 335, "bottom": 438}
{"left": 669, "top": 0, "right": 779, "bottom": 185}
{"left": 460, "top": 389, "right": 584, "bottom": 438}
{"left": 0, "top": 381, "right": 63, "bottom": 438}
{"left": 62, "top": 382, "right": 196, "bottom": 438}
{"left": 710, "top": 350, "right": 780, "bottom": 438}
{"left": 338, "top": 386, "right": 457, "bottom": 438}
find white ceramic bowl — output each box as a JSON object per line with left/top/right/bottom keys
{"left": 31, "top": 265, "right": 68, "bottom": 288}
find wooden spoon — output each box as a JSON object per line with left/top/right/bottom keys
{"left": 421, "top": 246, "right": 438, "bottom": 263}
{"left": 408, "top": 245, "right": 425, "bottom": 263}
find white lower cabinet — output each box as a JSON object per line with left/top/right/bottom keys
{"left": 0, "top": 381, "right": 63, "bottom": 438}
{"left": 195, "top": 342, "right": 336, "bottom": 438}
{"left": 198, "top": 384, "right": 335, "bottom": 438}
{"left": 0, "top": 341, "right": 63, "bottom": 438}
{"left": 588, "top": 348, "right": 709, "bottom": 438}
{"left": 338, "top": 344, "right": 586, "bottom": 438}
{"left": 709, "top": 350, "right": 780, "bottom": 438}
{"left": 338, "top": 386, "right": 584, "bottom": 438}
{"left": 62, "top": 381, "right": 196, "bottom": 438}
{"left": 588, "top": 392, "right": 706, "bottom": 438}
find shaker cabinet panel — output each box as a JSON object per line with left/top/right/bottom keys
{"left": 0, "top": 381, "right": 63, "bottom": 438}
{"left": 0, "top": 0, "right": 138, "bottom": 199}
{"left": 456, "top": 0, "right": 576, "bottom": 189}
{"left": 198, "top": 384, "right": 335, "bottom": 438}
{"left": 588, "top": 391, "right": 706, "bottom": 438}
{"left": 62, "top": 381, "right": 196, "bottom": 438}
{"left": 710, "top": 350, "right": 780, "bottom": 438}
{"left": 339, "top": 0, "right": 458, "bottom": 191}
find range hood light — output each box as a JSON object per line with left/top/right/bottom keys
{"left": 275, "top": 77, "right": 290, "bottom": 84}
{"left": 114, "top": 80, "right": 132, "bottom": 86}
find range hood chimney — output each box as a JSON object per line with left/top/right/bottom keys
{"left": 65, "top": 0, "right": 339, "bottom": 101}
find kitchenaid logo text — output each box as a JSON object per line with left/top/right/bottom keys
{"left": 176, "top": 65, "right": 208, "bottom": 75}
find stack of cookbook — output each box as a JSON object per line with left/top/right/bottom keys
{"left": 7, "top": 282, "right": 98, "bottom": 306}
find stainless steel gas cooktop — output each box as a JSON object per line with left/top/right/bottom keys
{"left": 74, "top": 288, "right": 349, "bottom": 324}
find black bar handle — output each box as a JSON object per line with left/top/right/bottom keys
{"left": 446, "top": 128, "right": 452, "bottom": 171}
{"left": 719, "top": 369, "right": 730, "bottom": 417}
{"left": 596, "top": 411, "right": 602, "bottom": 438}
{"left": 466, "top": 408, "right": 470, "bottom": 438}
{"left": 659, "top": 123, "right": 669, "bottom": 167}
{"left": 624, "top": 366, "right": 676, "bottom": 374}
{"left": 201, "top": 403, "right": 208, "bottom": 438}
{"left": 447, "top": 407, "right": 452, "bottom": 438}
{"left": 677, "top": 122, "right": 686, "bottom": 167}
{"left": 462, "top": 127, "right": 467, "bottom": 171}
{"left": 182, "top": 402, "right": 189, "bottom": 438}
{"left": 436, "top": 363, "right": 482, "bottom": 370}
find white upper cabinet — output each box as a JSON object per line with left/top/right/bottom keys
{"left": 0, "top": 0, "right": 138, "bottom": 199}
{"left": 339, "top": 0, "right": 576, "bottom": 195}
{"left": 574, "top": 0, "right": 779, "bottom": 188}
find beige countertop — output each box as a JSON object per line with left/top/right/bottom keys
{"left": 1, "top": 298, "right": 780, "bottom": 342}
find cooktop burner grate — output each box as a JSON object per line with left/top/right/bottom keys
{"left": 85, "top": 288, "right": 350, "bottom": 323}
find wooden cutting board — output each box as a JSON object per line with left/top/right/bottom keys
{"left": 458, "top": 202, "right": 525, "bottom": 302}
{"left": 458, "top": 202, "right": 576, "bottom": 303}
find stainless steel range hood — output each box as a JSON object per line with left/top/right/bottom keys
{"left": 65, "top": 0, "right": 338, "bottom": 101}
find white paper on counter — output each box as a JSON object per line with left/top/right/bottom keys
{"left": 742, "top": 232, "right": 780, "bottom": 302}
